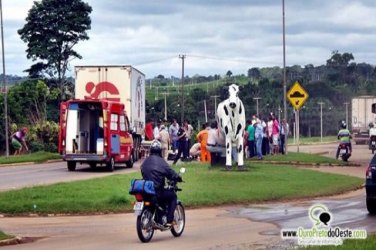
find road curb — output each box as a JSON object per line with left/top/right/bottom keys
{"left": 0, "top": 159, "right": 62, "bottom": 167}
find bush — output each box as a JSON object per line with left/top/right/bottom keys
{"left": 44, "top": 143, "right": 57, "bottom": 152}
{"left": 29, "top": 141, "right": 44, "bottom": 153}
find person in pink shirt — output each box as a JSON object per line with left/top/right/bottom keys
{"left": 271, "top": 115, "right": 280, "bottom": 155}
{"left": 11, "top": 127, "right": 29, "bottom": 155}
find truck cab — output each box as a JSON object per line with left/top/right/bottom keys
{"left": 58, "top": 98, "right": 134, "bottom": 171}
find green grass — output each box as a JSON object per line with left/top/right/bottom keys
{"left": 0, "top": 151, "right": 60, "bottom": 165}
{"left": 303, "top": 234, "right": 376, "bottom": 250}
{"left": 0, "top": 230, "right": 12, "bottom": 241}
{"left": 0, "top": 162, "right": 363, "bottom": 215}
{"left": 288, "top": 136, "right": 337, "bottom": 145}
{"left": 257, "top": 152, "right": 341, "bottom": 165}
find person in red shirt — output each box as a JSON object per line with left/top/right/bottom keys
{"left": 145, "top": 119, "right": 154, "bottom": 141}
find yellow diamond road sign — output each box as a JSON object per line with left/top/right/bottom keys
{"left": 287, "top": 81, "right": 309, "bottom": 110}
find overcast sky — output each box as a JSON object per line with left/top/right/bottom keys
{"left": 3, "top": 0, "right": 376, "bottom": 78}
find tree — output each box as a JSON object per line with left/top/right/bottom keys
{"left": 18, "top": 0, "right": 92, "bottom": 99}
{"left": 248, "top": 67, "right": 261, "bottom": 80}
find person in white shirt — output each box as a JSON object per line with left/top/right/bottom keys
{"left": 153, "top": 120, "right": 161, "bottom": 140}
{"left": 206, "top": 121, "right": 226, "bottom": 165}
{"left": 369, "top": 123, "right": 376, "bottom": 148}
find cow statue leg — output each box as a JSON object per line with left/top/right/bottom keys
{"left": 225, "top": 136, "right": 232, "bottom": 169}
{"left": 236, "top": 135, "right": 244, "bottom": 168}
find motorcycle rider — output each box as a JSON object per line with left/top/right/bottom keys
{"left": 141, "top": 140, "right": 182, "bottom": 227}
{"left": 336, "top": 120, "right": 352, "bottom": 159}
{"left": 369, "top": 122, "right": 376, "bottom": 147}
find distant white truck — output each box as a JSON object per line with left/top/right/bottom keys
{"left": 352, "top": 96, "right": 376, "bottom": 144}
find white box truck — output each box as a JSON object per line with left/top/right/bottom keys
{"left": 58, "top": 65, "right": 145, "bottom": 171}
{"left": 352, "top": 96, "right": 376, "bottom": 144}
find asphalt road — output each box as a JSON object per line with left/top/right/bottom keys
{"left": 0, "top": 143, "right": 374, "bottom": 249}
{"left": 0, "top": 161, "right": 140, "bottom": 191}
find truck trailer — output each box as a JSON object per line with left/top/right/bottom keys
{"left": 58, "top": 65, "right": 145, "bottom": 171}
{"left": 352, "top": 96, "right": 376, "bottom": 144}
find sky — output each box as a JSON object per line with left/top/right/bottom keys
{"left": 3, "top": 0, "right": 376, "bottom": 79}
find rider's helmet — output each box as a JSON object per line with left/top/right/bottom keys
{"left": 370, "top": 122, "right": 374, "bottom": 128}
{"left": 150, "top": 139, "right": 162, "bottom": 156}
{"left": 340, "top": 120, "right": 347, "bottom": 129}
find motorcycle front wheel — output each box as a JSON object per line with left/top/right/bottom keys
{"left": 136, "top": 208, "right": 154, "bottom": 243}
{"left": 171, "top": 203, "right": 185, "bottom": 237}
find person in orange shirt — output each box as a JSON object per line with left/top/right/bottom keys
{"left": 196, "top": 123, "right": 211, "bottom": 162}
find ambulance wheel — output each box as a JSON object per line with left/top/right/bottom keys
{"left": 126, "top": 154, "right": 134, "bottom": 168}
{"left": 106, "top": 157, "right": 115, "bottom": 172}
{"left": 67, "top": 161, "right": 76, "bottom": 171}
{"left": 89, "top": 163, "right": 96, "bottom": 169}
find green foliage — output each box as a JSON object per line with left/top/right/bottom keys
{"left": 28, "top": 121, "right": 59, "bottom": 152}
{"left": 18, "top": 0, "right": 92, "bottom": 93}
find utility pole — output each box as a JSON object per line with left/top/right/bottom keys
{"left": 282, "top": 0, "right": 288, "bottom": 155}
{"left": 161, "top": 92, "right": 168, "bottom": 121}
{"left": 253, "top": 97, "right": 261, "bottom": 116}
{"left": 344, "top": 102, "right": 349, "bottom": 128}
{"left": 318, "top": 102, "right": 324, "bottom": 143}
{"left": 179, "top": 54, "right": 185, "bottom": 123}
{"left": 204, "top": 99, "right": 208, "bottom": 122}
{"left": 211, "top": 95, "right": 220, "bottom": 118}
{"left": 0, "top": 0, "right": 9, "bottom": 157}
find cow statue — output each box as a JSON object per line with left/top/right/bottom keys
{"left": 216, "top": 84, "right": 246, "bottom": 169}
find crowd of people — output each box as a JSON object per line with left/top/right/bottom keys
{"left": 145, "top": 112, "right": 290, "bottom": 165}
{"left": 244, "top": 113, "right": 289, "bottom": 160}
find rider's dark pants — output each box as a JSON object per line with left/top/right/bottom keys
{"left": 336, "top": 142, "right": 352, "bottom": 158}
{"left": 157, "top": 189, "right": 177, "bottom": 223}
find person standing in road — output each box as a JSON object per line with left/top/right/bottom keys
{"left": 279, "top": 119, "right": 289, "bottom": 154}
{"left": 183, "top": 120, "right": 194, "bottom": 159}
{"left": 159, "top": 125, "right": 170, "bottom": 160}
{"left": 247, "top": 119, "right": 255, "bottom": 158}
{"left": 144, "top": 119, "right": 154, "bottom": 141}
{"left": 172, "top": 126, "right": 187, "bottom": 165}
{"left": 254, "top": 119, "right": 264, "bottom": 160}
{"left": 168, "top": 119, "right": 179, "bottom": 154}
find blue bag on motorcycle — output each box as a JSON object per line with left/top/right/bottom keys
{"left": 129, "top": 179, "right": 156, "bottom": 195}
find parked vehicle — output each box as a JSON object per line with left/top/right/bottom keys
{"left": 131, "top": 168, "right": 186, "bottom": 243}
{"left": 366, "top": 155, "right": 376, "bottom": 214}
{"left": 59, "top": 99, "right": 134, "bottom": 171}
{"left": 58, "top": 65, "right": 145, "bottom": 171}
{"left": 352, "top": 96, "right": 376, "bottom": 145}
{"left": 370, "top": 136, "right": 376, "bottom": 154}
{"left": 337, "top": 143, "right": 351, "bottom": 162}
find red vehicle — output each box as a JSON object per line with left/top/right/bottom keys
{"left": 58, "top": 98, "right": 134, "bottom": 171}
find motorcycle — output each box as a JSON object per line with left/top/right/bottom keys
{"left": 370, "top": 136, "right": 376, "bottom": 154}
{"left": 132, "top": 168, "right": 186, "bottom": 243}
{"left": 338, "top": 143, "right": 351, "bottom": 162}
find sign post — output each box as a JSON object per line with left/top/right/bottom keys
{"left": 287, "top": 81, "right": 309, "bottom": 152}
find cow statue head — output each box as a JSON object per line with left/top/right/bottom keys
{"left": 228, "top": 84, "right": 240, "bottom": 109}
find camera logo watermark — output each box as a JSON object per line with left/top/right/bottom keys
{"left": 281, "top": 204, "right": 367, "bottom": 246}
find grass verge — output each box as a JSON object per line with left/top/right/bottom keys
{"left": 256, "top": 152, "right": 344, "bottom": 165}
{"left": 303, "top": 234, "right": 375, "bottom": 250}
{"left": 0, "top": 162, "right": 363, "bottom": 215}
{"left": 0, "top": 230, "right": 12, "bottom": 241}
{"left": 0, "top": 151, "right": 60, "bottom": 165}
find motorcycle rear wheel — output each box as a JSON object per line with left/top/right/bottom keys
{"left": 137, "top": 208, "right": 154, "bottom": 243}
{"left": 171, "top": 203, "right": 185, "bottom": 237}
